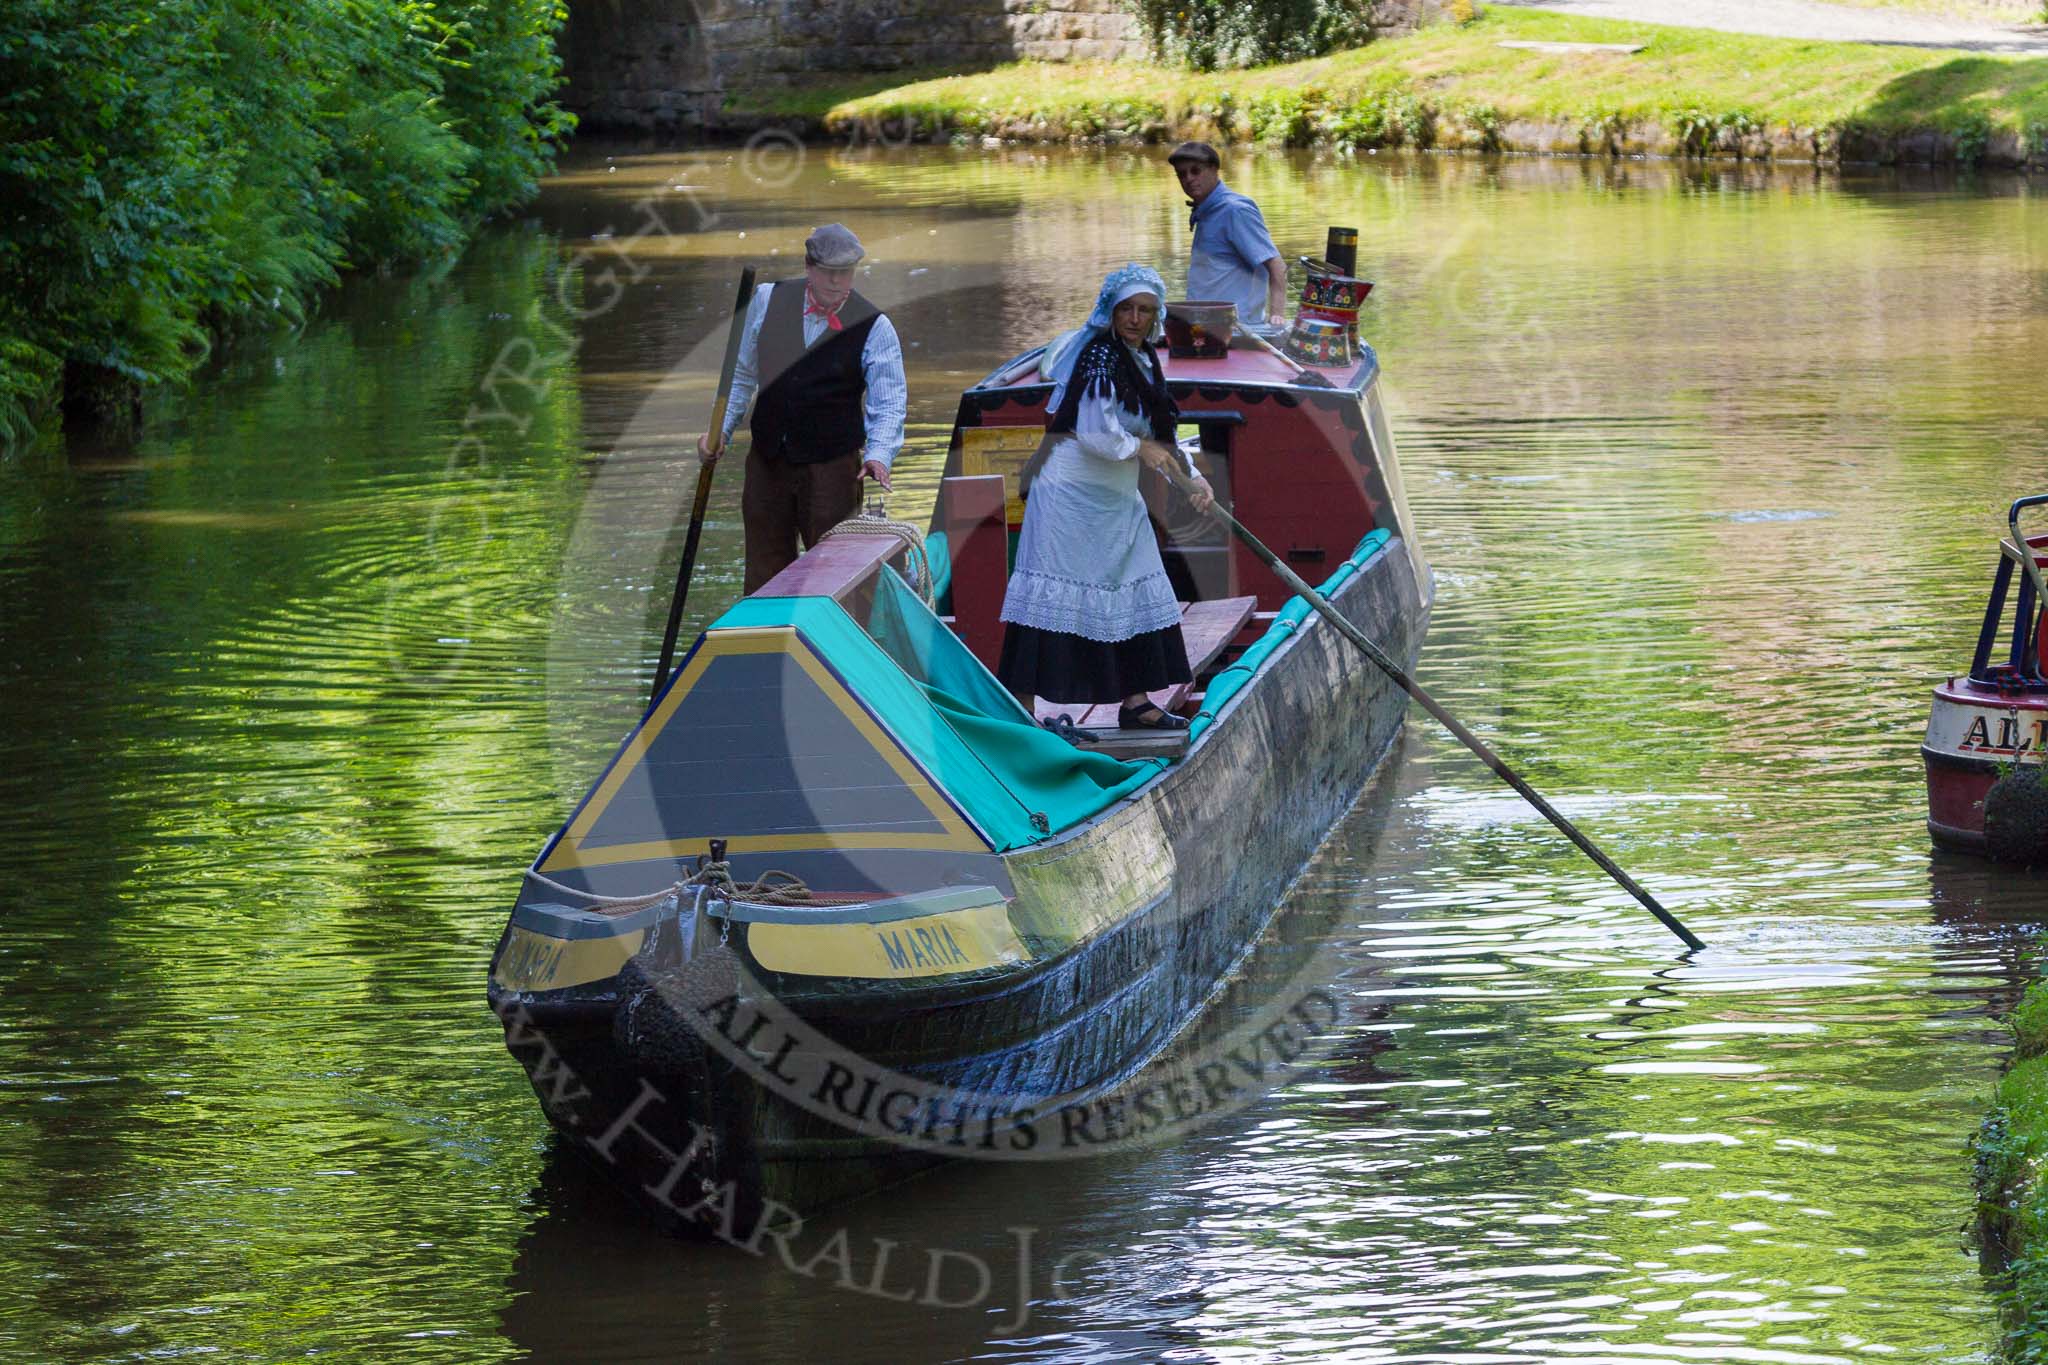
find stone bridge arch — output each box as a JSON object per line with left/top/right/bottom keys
{"left": 560, "top": 0, "right": 1144, "bottom": 132}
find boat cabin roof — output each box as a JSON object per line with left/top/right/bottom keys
{"left": 968, "top": 338, "right": 1379, "bottom": 400}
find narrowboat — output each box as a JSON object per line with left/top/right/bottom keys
{"left": 488, "top": 308, "right": 1433, "bottom": 1227}
{"left": 1924, "top": 494, "right": 2048, "bottom": 858}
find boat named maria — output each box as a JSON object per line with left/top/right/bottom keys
{"left": 488, "top": 285, "right": 1433, "bottom": 1226}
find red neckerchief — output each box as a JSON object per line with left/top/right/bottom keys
{"left": 804, "top": 287, "right": 845, "bottom": 332}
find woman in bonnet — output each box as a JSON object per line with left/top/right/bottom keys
{"left": 997, "top": 263, "right": 1217, "bottom": 729}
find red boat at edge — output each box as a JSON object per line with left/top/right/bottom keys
{"left": 1923, "top": 494, "right": 2048, "bottom": 853}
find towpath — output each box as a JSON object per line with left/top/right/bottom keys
{"left": 1491, "top": 0, "right": 2048, "bottom": 54}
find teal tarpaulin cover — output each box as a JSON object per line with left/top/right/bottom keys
{"left": 707, "top": 528, "right": 1392, "bottom": 847}
{"left": 711, "top": 586, "right": 1164, "bottom": 851}
{"left": 1190, "top": 528, "right": 1392, "bottom": 740}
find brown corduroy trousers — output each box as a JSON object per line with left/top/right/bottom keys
{"left": 740, "top": 446, "right": 863, "bottom": 593}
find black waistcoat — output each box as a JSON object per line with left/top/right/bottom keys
{"left": 750, "top": 279, "right": 883, "bottom": 465}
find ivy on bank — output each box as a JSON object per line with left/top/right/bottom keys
{"left": 0, "top": 0, "right": 573, "bottom": 446}
{"left": 1129, "top": 0, "right": 1372, "bottom": 71}
{"left": 1978, "top": 978, "right": 2048, "bottom": 1361}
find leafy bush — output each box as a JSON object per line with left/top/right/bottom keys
{"left": 1950, "top": 110, "right": 1993, "bottom": 167}
{"left": 0, "top": 0, "right": 572, "bottom": 446}
{"left": 1128, "top": 0, "right": 1377, "bottom": 71}
{"left": 1975, "top": 986, "right": 2048, "bottom": 1358}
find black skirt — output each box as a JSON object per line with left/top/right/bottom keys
{"left": 996, "top": 621, "right": 1192, "bottom": 705}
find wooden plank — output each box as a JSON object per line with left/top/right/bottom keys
{"left": 958, "top": 427, "right": 1042, "bottom": 529}
{"left": 1178, "top": 595, "right": 1258, "bottom": 675}
{"left": 1036, "top": 697, "right": 1113, "bottom": 727}
{"left": 1145, "top": 594, "right": 1257, "bottom": 716}
{"left": 754, "top": 533, "right": 902, "bottom": 607}
{"left": 1084, "top": 729, "right": 1188, "bottom": 761}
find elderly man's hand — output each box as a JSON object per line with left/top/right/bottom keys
{"left": 860, "top": 459, "right": 892, "bottom": 491}
{"left": 696, "top": 432, "right": 722, "bottom": 463}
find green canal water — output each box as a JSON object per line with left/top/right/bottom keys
{"left": 3, "top": 143, "right": 2045, "bottom": 1362}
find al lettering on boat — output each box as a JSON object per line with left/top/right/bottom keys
{"left": 487, "top": 262, "right": 1434, "bottom": 1222}
{"left": 1923, "top": 493, "right": 2048, "bottom": 854}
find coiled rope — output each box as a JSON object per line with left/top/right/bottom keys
{"left": 817, "top": 505, "right": 933, "bottom": 606}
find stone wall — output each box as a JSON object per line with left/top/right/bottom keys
{"left": 562, "top": 0, "right": 1147, "bottom": 133}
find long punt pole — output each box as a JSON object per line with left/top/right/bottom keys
{"left": 652, "top": 266, "right": 756, "bottom": 705}
{"left": 1162, "top": 463, "right": 1705, "bottom": 952}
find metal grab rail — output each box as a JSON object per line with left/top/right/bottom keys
{"left": 2008, "top": 495, "right": 2048, "bottom": 678}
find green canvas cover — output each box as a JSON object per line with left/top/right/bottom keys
{"left": 924, "top": 529, "right": 952, "bottom": 606}
{"left": 702, "top": 528, "right": 1391, "bottom": 848}
{"left": 709, "top": 590, "right": 1165, "bottom": 851}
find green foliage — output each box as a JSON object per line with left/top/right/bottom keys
{"left": 1383, "top": 90, "right": 1433, "bottom": 147}
{"left": 0, "top": 0, "right": 572, "bottom": 446}
{"left": 1066, "top": 96, "right": 1168, "bottom": 137}
{"left": 434, "top": 2, "right": 578, "bottom": 217}
{"left": 1128, "top": 0, "right": 1376, "bottom": 71}
{"left": 1673, "top": 105, "right": 1759, "bottom": 155}
{"left": 1457, "top": 102, "right": 1504, "bottom": 152}
{"left": 1246, "top": 89, "right": 1318, "bottom": 144}
{"left": 1975, "top": 987, "right": 2048, "bottom": 1359}
{"left": 2017, "top": 985, "right": 2048, "bottom": 1061}
{"left": 1317, "top": 100, "right": 1389, "bottom": 148}
{"left": 1950, "top": 109, "right": 1993, "bottom": 166}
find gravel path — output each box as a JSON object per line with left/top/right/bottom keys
{"left": 1491, "top": 0, "right": 2048, "bottom": 54}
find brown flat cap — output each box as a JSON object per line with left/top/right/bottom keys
{"left": 1166, "top": 140, "right": 1220, "bottom": 167}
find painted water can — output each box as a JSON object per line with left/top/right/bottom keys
{"left": 1164, "top": 300, "right": 1235, "bottom": 360}
{"left": 1285, "top": 315, "right": 1352, "bottom": 367}
{"left": 1302, "top": 271, "right": 1373, "bottom": 312}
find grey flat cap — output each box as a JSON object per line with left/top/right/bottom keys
{"left": 804, "top": 223, "right": 864, "bottom": 267}
{"left": 1166, "top": 140, "right": 1220, "bottom": 167}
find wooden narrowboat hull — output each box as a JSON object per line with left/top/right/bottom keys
{"left": 494, "top": 533, "right": 1429, "bottom": 1224}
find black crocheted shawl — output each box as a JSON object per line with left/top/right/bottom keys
{"left": 1046, "top": 331, "right": 1178, "bottom": 444}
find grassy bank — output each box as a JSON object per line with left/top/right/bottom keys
{"left": 1978, "top": 983, "right": 2048, "bottom": 1359}
{"left": 734, "top": 9, "right": 2048, "bottom": 168}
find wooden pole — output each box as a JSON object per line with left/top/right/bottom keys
{"left": 1161, "top": 464, "right": 1705, "bottom": 952}
{"left": 652, "top": 266, "right": 756, "bottom": 706}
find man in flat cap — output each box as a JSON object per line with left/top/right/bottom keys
{"left": 1167, "top": 142, "right": 1286, "bottom": 331}
{"left": 698, "top": 223, "right": 907, "bottom": 591}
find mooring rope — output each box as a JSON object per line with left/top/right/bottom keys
{"left": 522, "top": 860, "right": 820, "bottom": 912}
{"left": 817, "top": 506, "right": 933, "bottom": 605}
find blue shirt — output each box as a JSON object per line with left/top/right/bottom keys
{"left": 1187, "top": 183, "right": 1281, "bottom": 326}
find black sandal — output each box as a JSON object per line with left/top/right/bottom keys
{"left": 1117, "top": 702, "right": 1189, "bottom": 731}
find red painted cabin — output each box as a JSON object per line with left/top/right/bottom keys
{"left": 932, "top": 335, "right": 1421, "bottom": 689}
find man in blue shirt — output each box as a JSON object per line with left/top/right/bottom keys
{"left": 1169, "top": 141, "right": 1287, "bottom": 330}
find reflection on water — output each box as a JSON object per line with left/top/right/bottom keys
{"left": 3, "top": 144, "right": 2044, "bottom": 1361}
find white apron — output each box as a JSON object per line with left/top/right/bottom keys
{"left": 999, "top": 368, "right": 1181, "bottom": 644}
